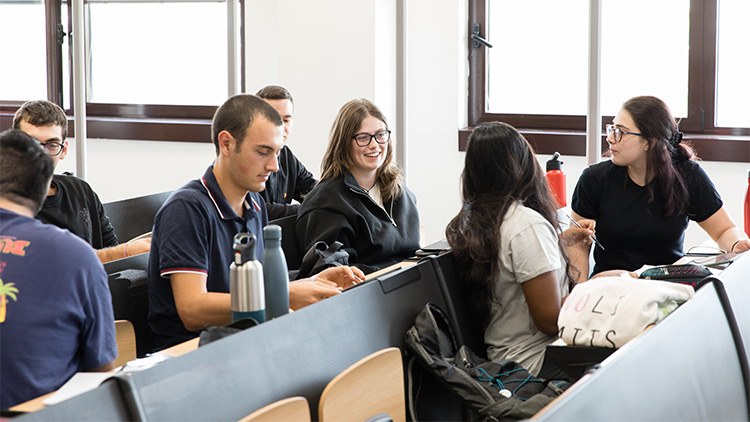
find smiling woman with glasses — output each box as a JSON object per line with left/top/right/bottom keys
{"left": 295, "top": 99, "right": 420, "bottom": 274}
{"left": 571, "top": 95, "right": 750, "bottom": 275}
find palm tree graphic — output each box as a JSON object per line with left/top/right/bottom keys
{"left": 0, "top": 278, "right": 19, "bottom": 323}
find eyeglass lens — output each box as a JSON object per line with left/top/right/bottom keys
{"left": 354, "top": 130, "right": 389, "bottom": 147}
{"left": 606, "top": 125, "right": 620, "bottom": 142}
{"left": 40, "top": 141, "right": 63, "bottom": 156}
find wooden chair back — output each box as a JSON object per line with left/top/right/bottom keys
{"left": 114, "top": 319, "right": 137, "bottom": 367}
{"left": 318, "top": 347, "right": 405, "bottom": 422}
{"left": 239, "top": 396, "right": 310, "bottom": 422}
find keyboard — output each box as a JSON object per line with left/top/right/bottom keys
{"left": 639, "top": 264, "right": 713, "bottom": 289}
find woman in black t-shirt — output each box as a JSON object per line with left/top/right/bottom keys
{"left": 572, "top": 96, "right": 749, "bottom": 275}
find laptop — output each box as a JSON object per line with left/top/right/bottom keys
{"left": 545, "top": 344, "right": 616, "bottom": 381}
{"left": 415, "top": 238, "right": 451, "bottom": 257}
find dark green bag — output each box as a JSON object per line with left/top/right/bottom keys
{"left": 404, "top": 303, "right": 568, "bottom": 421}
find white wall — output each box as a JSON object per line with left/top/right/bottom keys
{"left": 56, "top": 0, "right": 748, "bottom": 251}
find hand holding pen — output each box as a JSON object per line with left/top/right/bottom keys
{"left": 566, "top": 216, "right": 605, "bottom": 251}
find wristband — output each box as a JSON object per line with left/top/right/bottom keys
{"left": 730, "top": 239, "right": 742, "bottom": 253}
{"left": 123, "top": 242, "right": 129, "bottom": 257}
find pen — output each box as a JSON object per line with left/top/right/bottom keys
{"left": 568, "top": 216, "right": 605, "bottom": 251}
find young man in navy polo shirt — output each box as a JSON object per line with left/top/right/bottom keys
{"left": 148, "top": 94, "right": 364, "bottom": 350}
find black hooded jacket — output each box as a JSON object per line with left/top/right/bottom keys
{"left": 295, "top": 172, "right": 420, "bottom": 273}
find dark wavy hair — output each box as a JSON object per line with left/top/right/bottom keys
{"left": 622, "top": 96, "right": 696, "bottom": 217}
{"left": 13, "top": 100, "right": 68, "bottom": 141}
{"left": 446, "top": 122, "right": 571, "bottom": 328}
{"left": 0, "top": 129, "right": 54, "bottom": 213}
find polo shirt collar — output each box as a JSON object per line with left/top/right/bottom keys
{"left": 199, "top": 165, "right": 261, "bottom": 221}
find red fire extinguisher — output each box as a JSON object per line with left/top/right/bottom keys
{"left": 546, "top": 152, "right": 566, "bottom": 208}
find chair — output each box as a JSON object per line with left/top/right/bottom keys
{"left": 268, "top": 214, "right": 302, "bottom": 270}
{"left": 239, "top": 396, "right": 311, "bottom": 422}
{"left": 103, "top": 190, "right": 172, "bottom": 242}
{"left": 108, "top": 267, "right": 154, "bottom": 357}
{"left": 115, "top": 320, "right": 137, "bottom": 368}
{"left": 318, "top": 347, "right": 405, "bottom": 422}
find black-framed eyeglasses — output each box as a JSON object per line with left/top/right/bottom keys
{"left": 605, "top": 124, "right": 642, "bottom": 143}
{"left": 352, "top": 130, "right": 390, "bottom": 147}
{"left": 38, "top": 138, "right": 65, "bottom": 156}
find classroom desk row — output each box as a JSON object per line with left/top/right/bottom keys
{"left": 14, "top": 259, "right": 429, "bottom": 420}
{"left": 13, "top": 251, "right": 750, "bottom": 421}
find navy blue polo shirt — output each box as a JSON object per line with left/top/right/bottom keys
{"left": 148, "top": 165, "right": 267, "bottom": 349}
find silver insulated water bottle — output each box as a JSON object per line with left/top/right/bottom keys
{"left": 230, "top": 232, "right": 266, "bottom": 323}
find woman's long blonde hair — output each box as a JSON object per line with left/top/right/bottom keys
{"left": 321, "top": 98, "right": 403, "bottom": 202}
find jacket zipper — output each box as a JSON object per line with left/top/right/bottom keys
{"left": 349, "top": 188, "right": 398, "bottom": 227}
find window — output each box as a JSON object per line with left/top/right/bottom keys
{"left": 467, "top": 0, "right": 750, "bottom": 162}
{"left": 0, "top": 0, "right": 243, "bottom": 142}
{"left": 0, "top": 0, "right": 48, "bottom": 102}
{"left": 715, "top": 0, "right": 750, "bottom": 128}
{"left": 87, "top": 2, "right": 228, "bottom": 106}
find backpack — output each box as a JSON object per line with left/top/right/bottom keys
{"left": 294, "top": 241, "right": 350, "bottom": 279}
{"left": 404, "top": 303, "right": 568, "bottom": 421}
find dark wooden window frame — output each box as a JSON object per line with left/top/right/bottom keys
{"left": 0, "top": 0, "right": 244, "bottom": 143}
{"left": 462, "top": 0, "right": 750, "bottom": 163}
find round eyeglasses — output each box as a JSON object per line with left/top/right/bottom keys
{"left": 605, "top": 124, "right": 642, "bottom": 143}
{"left": 352, "top": 130, "right": 390, "bottom": 147}
{"left": 38, "top": 139, "right": 65, "bottom": 156}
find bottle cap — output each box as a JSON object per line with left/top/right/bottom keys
{"left": 263, "top": 224, "right": 282, "bottom": 241}
{"left": 546, "top": 152, "right": 563, "bottom": 171}
{"left": 233, "top": 233, "right": 257, "bottom": 264}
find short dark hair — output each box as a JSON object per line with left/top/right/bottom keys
{"left": 0, "top": 129, "right": 54, "bottom": 213}
{"left": 211, "top": 94, "right": 284, "bottom": 155}
{"left": 255, "top": 85, "right": 294, "bottom": 104}
{"left": 12, "top": 100, "right": 68, "bottom": 141}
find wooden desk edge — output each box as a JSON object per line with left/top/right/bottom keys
{"left": 9, "top": 337, "right": 200, "bottom": 413}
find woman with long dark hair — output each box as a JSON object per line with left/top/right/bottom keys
{"left": 446, "top": 122, "right": 593, "bottom": 378}
{"left": 572, "top": 96, "right": 749, "bottom": 275}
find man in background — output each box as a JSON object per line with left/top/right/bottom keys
{"left": 0, "top": 129, "right": 117, "bottom": 409}
{"left": 13, "top": 100, "right": 150, "bottom": 262}
{"left": 256, "top": 85, "right": 317, "bottom": 219}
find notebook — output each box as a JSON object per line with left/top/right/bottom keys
{"left": 104, "top": 251, "right": 149, "bottom": 275}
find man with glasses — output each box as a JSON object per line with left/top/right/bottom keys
{"left": 12, "top": 100, "right": 149, "bottom": 262}
{"left": 256, "top": 85, "right": 317, "bottom": 219}
{"left": 0, "top": 129, "right": 117, "bottom": 409}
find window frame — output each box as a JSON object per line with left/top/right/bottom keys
{"left": 463, "top": 0, "right": 750, "bottom": 162}
{"left": 0, "top": 0, "right": 244, "bottom": 143}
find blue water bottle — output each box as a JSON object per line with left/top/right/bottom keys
{"left": 230, "top": 233, "right": 266, "bottom": 323}
{"left": 263, "top": 225, "right": 290, "bottom": 320}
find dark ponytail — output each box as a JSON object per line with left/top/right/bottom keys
{"left": 623, "top": 96, "right": 697, "bottom": 217}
